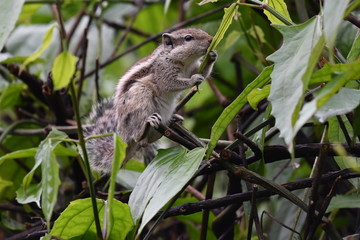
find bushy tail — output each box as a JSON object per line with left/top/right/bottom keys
{"left": 84, "top": 98, "right": 117, "bottom": 173}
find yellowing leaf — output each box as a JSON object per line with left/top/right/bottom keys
{"left": 263, "top": 0, "right": 292, "bottom": 25}
{"left": 52, "top": 51, "right": 78, "bottom": 90}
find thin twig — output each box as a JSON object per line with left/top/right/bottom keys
{"left": 200, "top": 173, "right": 216, "bottom": 240}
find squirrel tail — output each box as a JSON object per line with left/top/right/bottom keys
{"left": 84, "top": 98, "right": 117, "bottom": 173}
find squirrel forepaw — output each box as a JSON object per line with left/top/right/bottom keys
{"left": 147, "top": 113, "right": 162, "bottom": 129}
{"left": 208, "top": 50, "right": 217, "bottom": 62}
{"left": 191, "top": 74, "right": 205, "bottom": 85}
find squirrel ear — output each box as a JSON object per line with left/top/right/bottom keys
{"left": 162, "top": 33, "right": 174, "bottom": 48}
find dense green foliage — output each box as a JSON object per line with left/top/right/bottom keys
{"left": 0, "top": 0, "right": 359, "bottom": 239}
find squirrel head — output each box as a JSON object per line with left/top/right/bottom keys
{"left": 161, "top": 28, "right": 213, "bottom": 62}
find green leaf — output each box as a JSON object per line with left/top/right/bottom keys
{"left": 105, "top": 134, "right": 127, "bottom": 240}
{"left": 262, "top": 0, "right": 292, "bottom": 25}
{"left": 294, "top": 61, "right": 360, "bottom": 133}
{"left": 50, "top": 198, "right": 133, "bottom": 240}
{"left": 20, "top": 24, "right": 56, "bottom": 71}
{"left": 267, "top": 16, "right": 325, "bottom": 150}
{"left": 309, "top": 63, "right": 355, "bottom": 85}
{"left": 22, "top": 129, "right": 67, "bottom": 190}
{"left": 19, "top": 129, "right": 68, "bottom": 229}
{"left": 53, "top": 144, "right": 78, "bottom": 157}
{"left": 247, "top": 84, "right": 270, "bottom": 110}
{"left": 0, "top": 177, "right": 14, "bottom": 198}
{"left": 16, "top": 183, "right": 42, "bottom": 208}
{"left": 52, "top": 51, "right": 78, "bottom": 90}
{"left": 206, "top": 65, "right": 273, "bottom": 159}
{"left": 327, "top": 194, "right": 360, "bottom": 213}
{"left": 200, "top": 2, "right": 238, "bottom": 72}
{"left": 0, "top": 82, "right": 26, "bottom": 109}
{"left": 128, "top": 146, "right": 206, "bottom": 235}
{"left": 315, "top": 88, "right": 360, "bottom": 122}
{"left": 328, "top": 117, "right": 359, "bottom": 188}
{"left": 198, "top": 0, "right": 220, "bottom": 5}
{"left": 41, "top": 141, "right": 60, "bottom": 227}
{"left": 323, "top": 0, "right": 350, "bottom": 56}
{"left": 0, "top": 148, "right": 37, "bottom": 166}
{"left": 116, "top": 169, "right": 142, "bottom": 190}
{"left": 344, "top": 0, "right": 360, "bottom": 17}
{"left": 0, "top": 56, "right": 45, "bottom": 65}
{"left": 347, "top": 32, "right": 360, "bottom": 63}
{"left": 0, "top": 0, "right": 25, "bottom": 51}
{"left": 164, "top": 0, "right": 171, "bottom": 16}
{"left": 223, "top": 30, "right": 241, "bottom": 50}
{"left": 17, "top": 3, "right": 42, "bottom": 24}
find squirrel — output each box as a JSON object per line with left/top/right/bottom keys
{"left": 84, "top": 28, "right": 217, "bottom": 173}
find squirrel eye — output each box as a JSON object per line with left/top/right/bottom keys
{"left": 184, "top": 35, "right": 194, "bottom": 41}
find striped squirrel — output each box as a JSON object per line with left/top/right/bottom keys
{"left": 85, "top": 28, "right": 217, "bottom": 173}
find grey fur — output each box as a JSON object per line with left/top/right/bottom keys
{"left": 84, "top": 28, "right": 217, "bottom": 173}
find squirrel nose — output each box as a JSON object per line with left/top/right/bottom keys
{"left": 208, "top": 38, "right": 213, "bottom": 44}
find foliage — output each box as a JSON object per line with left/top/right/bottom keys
{"left": 0, "top": 0, "right": 359, "bottom": 240}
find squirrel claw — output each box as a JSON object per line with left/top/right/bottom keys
{"left": 170, "top": 114, "right": 184, "bottom": 124}
{"left": 147, "top": 113, "right": 162, "bottom": 129}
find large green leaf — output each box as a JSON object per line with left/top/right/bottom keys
{"left": 206, "top": 65, "right": 273, "bottom": 159}
{"left": 0, "top": 0, "right": 25, "bottom": 51}
{"left": 50, "top": 198, "right": 133, "bottom": 240}
{"left": 20, "top": 24, "right": 56, "bottom": 71}
{"left": 323, "top": 0, "right": 350, "bottom": 55}
{"left": 128, "top": 146, "right": 206, "bottom": 235}
{"left": 262, "top": 0, "right": 292, "bottom": 25}
{"left": 52, "top": 51, "right": 78, "bottom": 90}
{"left": 267, "top": 16, "right": 325, "bottom": 150}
